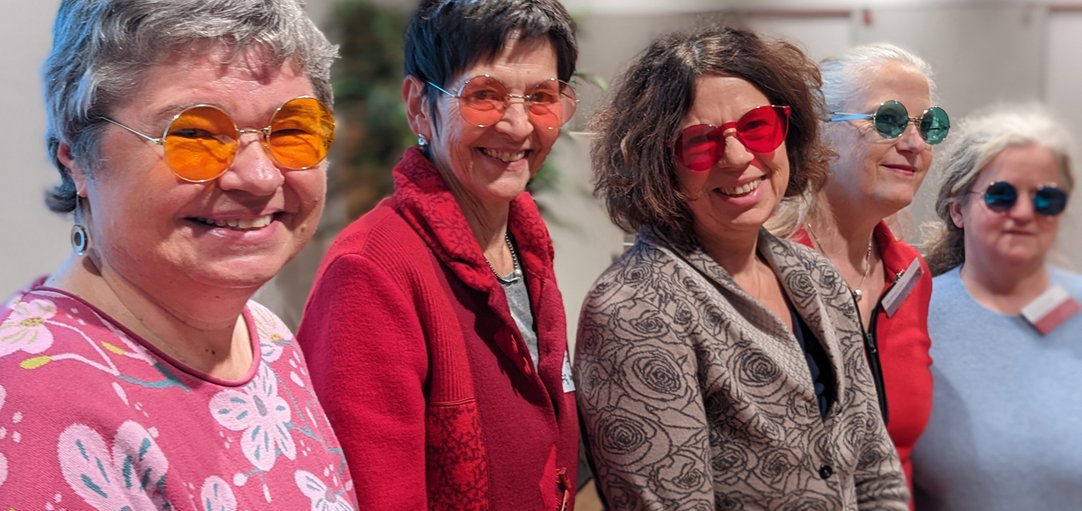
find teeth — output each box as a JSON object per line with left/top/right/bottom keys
{"left": 719, "top": 180, "right": 761, "bottom": 196}
{"left": 195, "top": 215, "right": 274, "bottom": 229}
{"left": 482, "top": 149, "right": 526, "bottom": 162}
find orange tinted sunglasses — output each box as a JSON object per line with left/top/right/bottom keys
{"left": 103, "top": 96, "right": 335, "bottom": 182}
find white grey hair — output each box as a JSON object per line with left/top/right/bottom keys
{"left": 820, "top": 42, "right": 937, "bottom": 114}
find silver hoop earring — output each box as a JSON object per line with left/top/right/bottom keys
{"left": 71, "top": 195, "right": 90, "bottom": 256}
{"left": 417, "top": 134, "right": 428, "bottom": 147}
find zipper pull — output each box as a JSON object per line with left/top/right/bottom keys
{"left": 557, "top": 468, "right": 571, "bottom": 511}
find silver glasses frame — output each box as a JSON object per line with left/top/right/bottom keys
{"left": 828, "top": 99, "right": 950, "bottom": 144}
{"left": 101, "top": 95, "right": 333, "bottom": 182}
{"left": 426, "top": 74, "right": 578, "bottom": 128}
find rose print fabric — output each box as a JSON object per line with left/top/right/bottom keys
{"left": 575, "top": 228, "right": 908, "bottom": 510}
{"left": 0, "top": 282, "right": 356, "bottom": 510}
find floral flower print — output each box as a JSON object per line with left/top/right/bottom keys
{"left": 210, "top": 364, "right": 296, "bottom": 471}
{"left": 295, "top": 469, "right": 355, "bottom": 511}
{"left": 201, "top": 475, "right": 238, "bottom": 511}
{"left": 57, "top": 420, "right": 170, "bottom": 509}
{"left": 0, "top": 299, "right": 57, "bottom": 357}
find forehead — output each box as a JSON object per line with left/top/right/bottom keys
{"left": 976, "top": 144, "right": 1065, "bottom": 187}
{"left": 455, "top": 37, "right": 557, "bottom": 84}
{"left": 683, "top": 75, "right": 770, "bottom": 125}
{"left": 851, "top": 61, "right": 931, "bottom": 111}
{"left": 125, "top": 46, "right": 312, "bottom": 122}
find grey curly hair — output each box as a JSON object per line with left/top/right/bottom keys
{"left": 924, "top": 103, "right": 1076, "bottom": 275}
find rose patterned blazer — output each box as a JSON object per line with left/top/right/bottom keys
{"left": 575, "top": 227, "right": 908, "bottom": 510}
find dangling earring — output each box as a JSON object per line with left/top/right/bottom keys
{"left": 417, "top": 134, "right": 428, "bottom": 147}
{"left": 71, "top": 195, "right": 90, "bottom": 256}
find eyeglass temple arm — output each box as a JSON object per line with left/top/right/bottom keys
{"left": 828, "top": 112, "right": 873, "bottom": 122}
{"left": 102, "top": 117, "right": 164, "bottom": 145}
{"left": 425, "top": 80, "right": 457, "bottom": 98}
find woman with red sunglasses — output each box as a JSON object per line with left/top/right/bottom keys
{"left": 296, "top": 0, "right": 580, "bottom": 509}
{"left": 768, "top": 44, "right": 945, "bottom": 508}
{"left": 913, "top": 105, "right": 1082, "bottom": 510}
{"left": 575, "top": 25, "right": 908, "bottom": 509}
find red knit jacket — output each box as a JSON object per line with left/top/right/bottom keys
{"left": 298, "top": 148, "right": 578, "bottom": 510}
{"left": 793, "top": 222, "right": 932, "bottom": 505}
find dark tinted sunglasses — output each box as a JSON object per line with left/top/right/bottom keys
{"left": 979, "top": 181, "right": 1069, "bottom": 216}
{"left": 672, "top": 105, "right": 791, "bottom": 171}
{"left": 830, "top": 100, "right": 950, "bottom": 145}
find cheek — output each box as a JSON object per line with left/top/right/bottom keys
{"left": 1039, "top": 217, "right": 1062, "bottom": 239}
{"left": 535, "top": 126, "right": 561, "bottom": 151}
{"left": 675, "top": 167, "right": 709, "bottom": 196}
{"left": 287, "top": 168, "right": 326, "bottom": 210}
{"left": 765, "top": 151, "right": 791, "bottom": 192}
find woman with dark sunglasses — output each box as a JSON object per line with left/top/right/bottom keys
{"left": 0, "top": 0, "right": 357, "bottom": 508}
{"left": 296, "top": 0, "right": 580, "bottom": 509}
{"left": 575, "top": 25, "right": 908, "bottom": 509}
{"left": 767, "top": 43, "right": 945, "bottom": 508}
{"left": 912, "top": 105, "right": 1082, "bottom": 510}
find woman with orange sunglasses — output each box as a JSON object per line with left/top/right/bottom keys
{"left": 297, "top": 0, "right": 580, "bottom": 509}
{"left": 0, "top": 0, "right": 354, "bottom": 508}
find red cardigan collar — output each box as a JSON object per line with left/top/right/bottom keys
{"left": 390, "top": 147, "right": 556, "bottom": 292}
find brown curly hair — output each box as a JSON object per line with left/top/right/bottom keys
{"left": 591, "top": 25, "right": 832, "bottom": 247}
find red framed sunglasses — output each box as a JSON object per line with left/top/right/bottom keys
{"left": 673, "top": 105, "right": 791, "bottom": 171}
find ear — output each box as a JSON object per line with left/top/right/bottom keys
{"left": 403, "top": 75, "right": 433, "bottom": 140}
{"left": 57, "top": 142, "right": 89, "bottom": 196}
{"left": 948, "top": 198, "right": 965, "bottom": 229}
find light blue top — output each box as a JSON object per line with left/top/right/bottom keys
{"left": 912, "top": 265, "right": 1082, "bottom": 510}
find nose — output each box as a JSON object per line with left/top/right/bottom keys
{"left": 719, "top": 131, "right": 755, "bottom": 168}
{"left": 894, "top": 121, "right": 929, "bottom": 154}
{"left": 493, "top": 96, "right": 535, "bottom": 138}
{"left": 1006, "top": 193, "right": 1037, "bottom": 222}
{"left": 215, "top": 133, "right": 285, "bottom": 195}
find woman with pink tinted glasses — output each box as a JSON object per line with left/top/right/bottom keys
{"left": 297, "top": 0, "right": 580, "bottom": 509}
{"left": 575, "top": 25, "right": 908, "bottom": 509}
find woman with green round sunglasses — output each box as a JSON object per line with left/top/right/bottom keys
{"left": 768, "top": 43, "right": 943, "bottom": 507}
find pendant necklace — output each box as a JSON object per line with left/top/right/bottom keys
{"left": 807, "top": 224, "right": 874, "bottom": 301}
{"left": 486, "top": 233, "right": 522, "bottom": 284}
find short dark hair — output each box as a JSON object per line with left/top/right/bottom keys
{"left": 591, "top": 25, "right": 832, "bottom": 247}
{"left": 403, "top": 0, "right": 577, "bottom": 119}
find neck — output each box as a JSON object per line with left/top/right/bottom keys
{"left": 698, "top": 227, "right": 761, "bottom": 280}
{"left": 960, "top": 256, "right": 1050, "bottom": 314}
{"left": 810, "top": 195, "right": 881, "bottom": 265}
{"left": 45, "top": 253, "right": 254, "bottom": 379}
{"left": 447, "top": 180, "right": 515, "bottom": 276}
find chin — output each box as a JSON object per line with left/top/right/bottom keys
{"left": 200, "top": 255, "right": 294, "bottom": 291}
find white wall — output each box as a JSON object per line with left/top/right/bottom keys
{"left": 1, "top": 0, "right": 66, "bottom": 295}
{"left": 5, "top": 0, "right": 1082, "bottom": 342}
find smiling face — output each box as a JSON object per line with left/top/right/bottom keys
{"left": 415, "top": 36, "right": 562, "bottom": 209}
{"left": 67, "top": 46, "right": 326, "bottom": 301}
{"left": 676, "top": 75, "right": 790, "bottom": 246}
{"left": 951, "top": 144, "right": 1067, "bottom": 273}
{"left": 823, "top": 61, "right": 934, "bottom": 218}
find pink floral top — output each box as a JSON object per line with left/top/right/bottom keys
{"left": 0, "top": 282, "right": 356, "bottom": 510}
